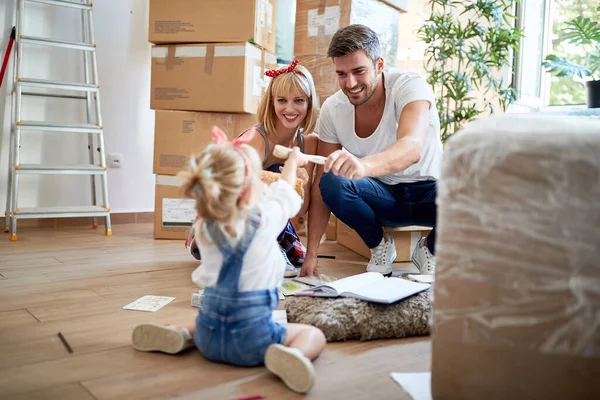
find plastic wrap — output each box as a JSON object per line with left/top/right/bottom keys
{"left": 431, "top": 114, "right": 600, "bottom": 399}
{"left": 435, "top": 114, "right": 600, "bottom": 358}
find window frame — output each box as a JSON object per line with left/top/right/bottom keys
{"left": 512, "top": 0, "right": 555, "bottom": 110}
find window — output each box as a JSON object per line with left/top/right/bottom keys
{"left": 514, "top": 0, "right": 599, "bottom": 108}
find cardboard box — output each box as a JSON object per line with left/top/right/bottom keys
{"left": 336, "top": 220, "right": 431, "bottom": 262}
{"left": 291, "top": 216, "right": 307, "bottom": 237}
{"left": 153, "top": 110, "right": 258, "bottom": 176}
{"left": 296, "top": 53, "right": 339, "bottom": 106}
{"left": 148, "top": 0, "right": 277, "bottom": 54}
{"left": 154, "top": 175, "right": 196, "bottom": 240}
{"left": 294, "top": 0, "right": 402, "bottom": 100}
{"left": 325, "top": 214, "right": 337, "bottom": 241}
{"left": 151, "top": 42, "right": 277, "bottom": 113}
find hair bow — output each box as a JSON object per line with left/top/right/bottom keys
{"left": 211, "top": 126, "right": 256, "bottom": 146}
{"left": 210, "top": 126, "right": 255, "bottom": 202}
{"left": 264, "top": 59, "right": 299, "bottom": 78}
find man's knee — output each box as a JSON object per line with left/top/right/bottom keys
{"left": 319, "top": 171, "right": 351, "bottom": 209}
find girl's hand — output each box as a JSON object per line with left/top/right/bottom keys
{"left": 281, "top": 147, "right": 308, "bottom": 188}
{"left": 279, "top": 165, "right": 309, "bottom": 185}
{"left": 287, "top": 147, "right": 308, "bottom": 167}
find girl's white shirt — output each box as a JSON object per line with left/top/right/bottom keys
{"left": 191, "top": 180, "right": 302, "bottom": 291}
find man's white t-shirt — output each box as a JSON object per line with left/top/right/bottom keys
{"left": 318, "top": 68, "right": 443, "bottom": 185}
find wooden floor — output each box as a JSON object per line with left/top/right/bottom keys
{"left": 0, "top": 223, "right": 431, "bottom": 400}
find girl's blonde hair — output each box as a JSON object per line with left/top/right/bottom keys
{"left": 257, "top": 63, "right": 319, "bottom": 136}
{"left": 179, "top": 141, "right": 264, "bottom": 229}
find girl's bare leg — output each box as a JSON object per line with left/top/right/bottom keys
{"left": 264, "top": 323, "right": 326, "bottom": 394}
{"left": 283, "top": 323, "right": 326, "bottom": 360}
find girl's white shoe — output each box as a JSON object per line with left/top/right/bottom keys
{"left": 264, "top": 344, "right": 315, "bottom": 393}
{"left": 131, "top": 323, "right": 194, "bottom": 354}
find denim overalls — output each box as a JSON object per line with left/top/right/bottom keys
{"left": 194, "top": 212, "right": 287, "bottom": 367}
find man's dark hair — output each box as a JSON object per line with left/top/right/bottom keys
{"left": 327, "top": 24, "right": 382, "bottom": 65}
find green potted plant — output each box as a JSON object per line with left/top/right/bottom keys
{"left": 417, "top": 0, "right": 523, "bottom": 142}
{"left": 542, "top": 9, "right": 600, "bottom": 108}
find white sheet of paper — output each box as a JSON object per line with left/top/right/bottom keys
{"left": 390, "top": 372, "right": 432, "bottom": 400}
{"left": 162, "top": 198, "right": 195, "bottom": 227}
{"left": 272, "top": 309, "right": 287, "bottom": 326}
{"left": 123, "top": 295, "right": 175, "bottom": 312}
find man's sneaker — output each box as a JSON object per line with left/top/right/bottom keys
{"left": 280, "top": 246, "right": 298, "bottom": 277}
{"left": 131, "top": 323, "right": 194, "bottom": 354}
{"left": 411, "top": 237, "right": 436, "bottom": 275}
{"left": 366, "top": 233, "right": 396, "bottom": 276}
{"left": 265, "top": 344, "right": 315, "bottom": 393}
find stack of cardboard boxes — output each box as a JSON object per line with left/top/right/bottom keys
{"left": 148, "top": 0, "right": 277, "bottom": 239}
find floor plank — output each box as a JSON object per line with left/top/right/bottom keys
{"left": 7, "top": 383, "right": 97, "bottom": 400}
{"left": 0, "top": 348, "right": 168, "bottom": 398}
{"left": 0, "top": 309, "right": 40, "bottom": 328}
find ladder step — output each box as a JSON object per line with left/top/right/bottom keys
{"left": 13, "top": 206, "right": 109, "bottom": 219}
{"left": 18, "top": 78, "right": 99, "bottom": 92}
{"left": 16, "top": 164, "right": 106, "bottom": 175}
{"left": 17, "top": 121, "right": 102, "bottom": 133}
{"left": 26, "top": 0, "right": 93, "bottom": 10}
{"left": 22, "top": 91, "right": 88, "bottom": 100}
{"left": 20, "top": 35, "right": 95, "bottom": 51}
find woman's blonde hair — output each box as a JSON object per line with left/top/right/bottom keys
{"left": 179, "top": 141, "right": 264, "bottom": 231}
{"left": 257, "top": 63, "right": 319, "bottom": 136}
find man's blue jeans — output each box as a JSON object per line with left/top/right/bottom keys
{"left": 319, "top": 171, "right": 437, "bottom": 254}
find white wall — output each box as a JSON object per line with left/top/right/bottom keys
{"left": 0, "top": 0, "right": 155, "bottom": 214}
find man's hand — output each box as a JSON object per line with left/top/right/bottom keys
{"left": 300, "top": 257, "right": 319, "bottom": 277}
{"left": 324, "top": 149, "right": 366, "bottom": 180}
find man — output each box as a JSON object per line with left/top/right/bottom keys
{"left": 300, "top": 24, "right": 442, "bottom": 278}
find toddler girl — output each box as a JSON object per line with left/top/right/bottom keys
{"left": 132, "top": 126, "right": 326, "bottom": 394}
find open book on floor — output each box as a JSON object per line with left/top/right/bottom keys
{"left": 294, "top": 272, "right": 431, "bottom": 304}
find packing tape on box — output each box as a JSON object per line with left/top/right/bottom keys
{"left": 204, "top": 44, "right": 215, "bottom": 75}
{"left": 166, "top": 46, "right": 177, "bottom": 71}
{"left": 318, "top": 0, "right": 327, "bottom": 13}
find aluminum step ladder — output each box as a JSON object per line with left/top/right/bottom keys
{"left": 3, "top": 0, "right": 111, "bottom": 240}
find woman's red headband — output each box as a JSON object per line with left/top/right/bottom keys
{"left": 264, "top": 59, "right": 299, "bottom": 78}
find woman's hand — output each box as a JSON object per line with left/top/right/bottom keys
{"left": 300, "top": 256, "right": 319, "bottom": 277}
{"left": 282, "top": 166, "right": 309, "bottom": 185}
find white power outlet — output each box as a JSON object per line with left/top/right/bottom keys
{"left": 107, "top": 153, "right": 123, "bottom": 168}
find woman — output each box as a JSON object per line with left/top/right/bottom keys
{"left": 241, "top": 60, "right": 319, "bottom": 277}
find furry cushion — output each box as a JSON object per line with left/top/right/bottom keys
{"left": 283, "top": 290, "right": 432, "bottom": 342}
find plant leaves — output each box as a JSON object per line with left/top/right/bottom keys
{"left": 562, "top": 16, "right": 600, "bottom": 46}
{"left": 542, "top": 54, "right": 592, "bottom": 79}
